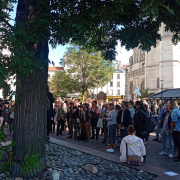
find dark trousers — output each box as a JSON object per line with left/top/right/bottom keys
{"left": 172, "top": 131, "right": 180, "bottom": 158}
{"left": 50, "top": 120, "right": 55, "bottom": 133}
{"left": 47, "top": 118, "right": 51, "bottom": 136}
{"left": 56, "top": 119, "right": 64, "bottom": 135}
{"left": 69, "top": 118, "right": 77, "bottom": 137}
{"left": 66, "top": 115, "right": 70, "bottom": 131}
{"left": 91, "top": 118, "right": 99, "bottom": 139}
{"left": 91, "top": 125, "right": 99, "bottom": 139}
{"left": 120, "top": 128, "right": 127, "bottom": 140}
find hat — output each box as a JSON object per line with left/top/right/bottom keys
{"left": 103, "top": 102, "right": 109, "bottom": 106}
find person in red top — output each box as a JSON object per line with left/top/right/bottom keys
{"left": 90, "top": 101, "right": 99, "bottom": 140}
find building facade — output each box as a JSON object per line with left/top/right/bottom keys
{"left": 92, "top": 61, "right": 126, "bottom": 102}
{"left": 125, "top": 24, "right": 180, "bottom": 101}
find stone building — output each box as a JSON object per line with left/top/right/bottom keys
{"left": 125, "top": 24, "right": 180, "bottom": 101}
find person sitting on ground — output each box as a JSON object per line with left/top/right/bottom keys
{"left": 120, "top": 125, "right": 146, "bottom": 163}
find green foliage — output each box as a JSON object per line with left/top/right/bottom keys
{"left": 141, "top": 88, "right": 155, "bottom": 98}
{"left": 50, "top": 46, "right": 115, "bottom": 102}
{"left": 0, "top": 126, "right": 41, "bottom": 175}
{"left": 21, "top": 139, "right": 41, "bottom": 175}
{"left": 0, "top": 0, "right": 180, "bottom": 98}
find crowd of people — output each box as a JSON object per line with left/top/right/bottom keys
{"left": 46, "top": 90, "right": 180, "bottom": 164}
{"left": 1, "top": 90, "right": 180, "bottom": 166}
{"left": 0, "top": 99, "right": 14, "bottom": 136}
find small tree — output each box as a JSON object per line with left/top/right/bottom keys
{"left": 51, "top": 47, "right": 115, "bottom": 103}
{"left": 141, "top": 88, "right": 155, "bottom": 98}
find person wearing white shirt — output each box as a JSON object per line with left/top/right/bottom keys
{"left": 120, "top": 125, "right": 146, "bottom": 163}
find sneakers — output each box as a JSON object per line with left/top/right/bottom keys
{"left": 106, "top": 148, "right": 115, "bottom": 153}
{"left": 169, "top": 153, "right": 173, "bottom": 158}
{"left": 159, "top": 151, "right": 167, "bottom": 155}
{"left": 106, "top": 144, "right": 112, "bottom": 149}
{"left": 153, "top": 138, "right": 159, "bottom": 141}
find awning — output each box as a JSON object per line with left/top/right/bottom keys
{"left": 149, "top": 88, "right": 180, "bottom": 99}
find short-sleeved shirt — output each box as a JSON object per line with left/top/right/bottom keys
{"left": 91, "top": 106, "right": 99, "bottom": 114}
{"left": 171, "top": 106, "right": 180, "bottom": 131}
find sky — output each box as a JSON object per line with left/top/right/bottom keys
{"left": 9, "top": 3, "right": 133, "bottom": 67}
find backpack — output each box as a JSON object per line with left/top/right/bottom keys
{"left": 137, "top": 110, "right": 157, "bottom": 133}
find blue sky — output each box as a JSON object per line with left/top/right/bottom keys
{"left": 9, "top": 3, "right": 132, "bottom": 67}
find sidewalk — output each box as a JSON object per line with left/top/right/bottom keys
{"left": 49, "top": 131, "right": 180, "bottom": 180}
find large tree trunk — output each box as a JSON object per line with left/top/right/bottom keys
{"left": 10, "top": 0, "right": 49, "bottom": 177}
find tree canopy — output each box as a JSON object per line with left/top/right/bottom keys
{"left": 49, "top": 46, "right": 115, "bottom": 102}
{"left": 1, "top": 0, "right": 180, "bottom": 97}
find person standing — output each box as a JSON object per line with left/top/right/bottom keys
{"left": 153, "top": 103, "right": 165, "bottom": 142}
{"left": 47, "top": 86, "right": 54, "bottom": 140}
{"left": 117, "top": 101, "right": 131, "bottom": 140}
{"left": 169, "top": 101, "right": 180, "bottom": 162}
{"left": 56, "top": 102, "right": 65, "bottom": 136}
{"left": 159, "top": 104, "right": 174, "bottom": 157}
{"left": 102, "top": 102, "right": 109, "bottom": 143}
{"left": 128, "top": 101, "right": 135, "bottom": 125}
{"left": 80, "top": 103, "right": 90, "bottom": 139}
{"left": 134, "top": 101, "right": 147, "bottom": 140}
{"left": 90, "top": 101, "right": 99, "bottom": 140}
{"left": 67, "top": 102, "right": 77, "bottom": 139}
{"left": 104, "top": 103, "right": 116, "bottom": 152}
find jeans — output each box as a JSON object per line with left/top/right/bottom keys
{"left": 172, "top": 131, "right": 180, "bottom": 158}
{"left": 156, "top": 120, "right": 161, "bottom": 139}
{"left": 109, "top": 124, "right": 116, "bottom": 144}
{"left": 120, "top": 127, "right": 127, "bottom": 140}
{"left": 161, "top": 129, "right": 174, "bottom": 154}
{"left": 56, "top": 119, "right": 64, "bottom": 135}
{"left": 69, "top": 118, "right": 77, "bottom": 137}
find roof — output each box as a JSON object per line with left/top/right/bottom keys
{"left": 123, "top": 65, "right": 127, "bottom": 70}
{"left": 149, "top": 88, "right": 180, "bottom": 99}
{"left": 48, "top": 67, "right": 64, "bottom": 71}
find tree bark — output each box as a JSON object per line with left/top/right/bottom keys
{"left": 10, "top": 0, "right": 49, "bottom": 177}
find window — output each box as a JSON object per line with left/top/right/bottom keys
{"left": 117, "top": 74, "right": 120, "bottom": 79}
{"left": 117, "top": 82, "right": 120, "bottom": 87}
{"left": 157, "top": 78, "right": 160, "bottom": 88}
{"left": 110, "top": 90, "right": 113, "bottom": 95}
{"left": 117, "top": 90, "right": 120, "bottom": 95}
{"left": 48, "top": 74, "right": 51, "bottom": 78}
{"left": 110, "top": 82, "right": 113, "bottom": 87}
{"left": 141, "top": 81, "right": 145, "bottom": 91}
{"left": 130, "top": 83, "right": 133, "bottom": 94}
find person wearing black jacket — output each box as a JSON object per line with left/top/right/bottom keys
{"left": 159, "top": 104, "right": 174, "bottom": 158}
{"left": 47, "top": 86, "right": 54, "bottom": 140}
{"left": 134, "top": 101, "right": 147, "bottom": 140}
{"left": 117, "top": 101, "right": 131, "bottom": 140}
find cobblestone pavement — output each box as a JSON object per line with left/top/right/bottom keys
{"left": 2, "top": 127, "right": 180, "bottom": 180}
